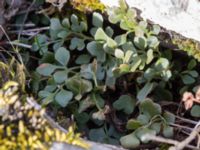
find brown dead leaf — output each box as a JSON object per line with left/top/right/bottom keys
{"left": 195, "top": 87, "right": 200, "bottom": 100}
{"left": 182, "top": 92, "right": 195, "bottom": 110}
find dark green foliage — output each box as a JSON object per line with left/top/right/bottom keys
{"left": 25, "top": 0, "right": 200, "bottom": 148}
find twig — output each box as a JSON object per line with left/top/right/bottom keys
{"left": 143, "top": 134, "right": 199, "bottom": 150}
{"left": 10, "top": 26, "right": 50, "bottom": 33}
{"left": 170, "top": 123, "right": 193, "bottom": 131}
{"left": 17, "top": 0, "right": 36, "bottom": 41}
{"left": 6, "top": 41, "right": 32, "bottom": 49}
{"left": 175, "top": 115, "right": 198, "bottom": 125}
{"left": 7, "top": 23, "right": 35, "bottom": 27}
{"left": 170, "top": 121, "right": 200, "bottom": 150}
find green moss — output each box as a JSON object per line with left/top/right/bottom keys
{"left": 0, "top": 81, "right": 90, "bottom": 150}
{"left": 173, "top": 37, "right": 200, "bottom": 62}
{"left": 71, "top": 0, "right": 105, "bottom": 12}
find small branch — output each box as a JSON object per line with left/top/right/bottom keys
{"left": 170, "top": 122, "right": 200, "bottom": 150}
{"left": 9, "top": 26, "right": 50, "bottom": 34}
{"left": 175, "top": 115, "right": 198, "bottom": 125}
{"left": 5, "top": 41, "right": 32, "bottom": 49}
{"left": 143, "top": 134, "right": 199, "bottom": 150}
{"left": 7, "top": 23, "right": 35, "bottom": 27}
{"left": 170, "top": 123, "right": 193, "bottom": 131}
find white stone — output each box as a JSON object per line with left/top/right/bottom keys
{"left": 100, "top": 0, "right": 200, "bottom": 42}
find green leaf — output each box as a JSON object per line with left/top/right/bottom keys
{"left": 62, "top": 18, "right": 70, "bottom": 28}
{"left": 163, "top": 112, "right": 175, "bottom": 123}
{"left": 137, "top": 82, "right": 154, "bottom": 101}
{"left": 114, "top": 34, "right": 127, "bottom": 46}
{"left": 137, "top": 114, "right": 150, "bottom": 125}
{"left": 69, "top": 37, "right": 85, "bottom": 51}
{"left": 107, "top": 7, "right": 122, "bottom": 24}
{"left": 152, "top": 25, "right": 160, "bottom": 35}
{"left": 135, "top": 127, "right": 156, "bottom": 143}
{"left": 80, "top": 64, "right": 93, "bottom": 79}
{"left": 119, "top": 64, "right": 130, "bottom": 73}
{"left": 37, "top": 63, "right": 58, "bottom": 76}
{"left": 120, "top": 20, "right": 130, "bottom": 30}
{"left": 114, "top": 49, "right": 124, "bottom": 59}
{"left": 53, "top": 41, "right": 64, "bottom": 51}
{"left": 113, "top": 95, "right": 136, "bottom": 114}
{"left": 188, "top": 59, "right": 196, "bottom": 70}
{"left": 134, "top": 36, "right": 147, "bottom": 50}
{"left": 181, "top": 74, "right": 195, "bottom": 85}
{"left": 188, "top": 70, "right": 198, "bottom": 78}
{"left": 122, "top": 41, "right": 137, "bottom": 53}
{"left": 40, "top": 52, "right": 55, "bottom": 64}
{"left": 94, "top": 28, "right": 108, "bottom": 41}
{"left": 44, "top": 85, "right": 57, "bottom": 92}
{"left": 154, "top": 58, "right": 169, "bottom": 70}
{"left": 124, "top": 50, "right": 133, "bottom": 63}
{"left": 80, "top": 21, "right": 87, "bottom": 31}
{"left": 92, "top": 110, "right": 106, "bottom": 120}
{"left": 163, "top": 125, "right": 173, "bottom": 138}
{"left": 38, "top": 90, "right": 51, "bottom": 98}
{"left": 55, "top": 89, "right": 73, "bottom": 107}
{"left": 191, "top": 105, "right": 200, "bottom": 117}
{"left": 139, "top": 99, "right": 161, "bottom": 118}
{"left": 120, "top": 133, "right": 140, "bottom": 149}
{"left": 103, "top": 43, "right": 115, "bottom": 54}
{"left": 147, "top": 36, "right": 159, "bottom": 48}
{"left": 66, "top": 77, "right": 93, "bottom": 100}
{"left": 119, "top": 0, "right": 128, "bottom": 11}
{"left": 87, "top": 41, "right": 105, "bottom": 62}
{"left": 42, "top": 93, "right": 55, "bottom": 105}
{"left": 93, "top": 93, "right": 105, "bottom": 108}
{"left": 75, "top": 112, "right": 89, "bottom": 124}
{"left": 107, "top": 37, "right": 117, "bottom": 48}
{"left": 57, "top": 30, "right": 69, "bottom": 39}
{"left": 146, "top": 49, "right": 154, "bottom": 64}
{"left": 94, "top": 28, "right": 117, "bottom": 48}
{"left": 162, "top": 70, "right": 172, "bottom": 81}
{"left": 153, "top": 86, "right": 173, "bottom": 101}
{"left": 50, "top": 18, "right": 62, "bottom": 30}
{"left": 55, "top": 47, "right": 70, "bottom": 66}
{"left": 130, "top": 56, "right": 141, "bottom": 72}
{"left": 150, "top": 122, "right": 161, "bottom": 134}
{"left": 126, "top": 119, "right": 142, "bottom": 130}
{"left": 78, "top": 96, "right": 94, "bottom": 113}
{"left": 75, "top": 54, "right": 91, "bottom": 64}
{"left": 71, "top": 14, "right": 79, "bottom": 25}
{"left": 53, "top": 70, "right": 68, "bottom": 83}
{"left": 89, "top": 128, "right": 107, "bottom": 142}
{"left": 105, "top": 26, "right": 114, "bottom": 37}
{"left": 92, "top": 12, "right": 103, "bottom": 27}
{"left": 32, "top": 34, "right": 48, "bottom": 54}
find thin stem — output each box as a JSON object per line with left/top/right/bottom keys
{"left": 7, "top": 41, "right": 32, "bottom": 49}
{"left": 175, "top": 115, "right": 198, "bottom": 125}
{"left": 170, "top": 122, "right": 200, "bottom": 150}
{"left": 7, "top": 23, "right": 35, "bottom": 27}
{"left": 10, "top": 26, "right": 50, "bottom": 33}
{"left": 92, "top": 93, "right": 102, "bottom": 111}
{"left": 17, "top": 0, "right": 36, "bottom": 41}
{"left": 143, "top": 134, "right": 199, "bottom": 150}
{"left": 170, "top": 123, "right": 193, "bottom": 131}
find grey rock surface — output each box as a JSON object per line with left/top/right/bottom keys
{"left": 101, "top": 0, "right": 200, "bottom": 42}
